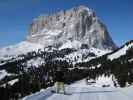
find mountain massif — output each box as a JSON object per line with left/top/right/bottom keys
{"left": 27, "top": 6, "right": 117, "bottom": 50}
{"left": 0, "top": 6, "right": 132, "bottom": 100}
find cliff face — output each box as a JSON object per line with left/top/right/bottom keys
{"left": 26, "top": 6, "right": 117, "bottom": 50}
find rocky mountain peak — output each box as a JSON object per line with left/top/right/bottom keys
{"left": 70, "top": 5, "right": 93, "bottom": 14}
{"left": 26, "top": 5, "right": 117, "bottom": 50}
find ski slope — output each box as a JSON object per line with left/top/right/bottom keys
{"left": 22, "top": 79, "right": 133, "bottom": 100}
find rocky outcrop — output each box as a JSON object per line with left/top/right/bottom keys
{"left": 26, "top": 6, "right": 117, "bottom": 50}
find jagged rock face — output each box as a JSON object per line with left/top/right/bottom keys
{"left": 26, "top": 6, "right": 117, "bottom": 50}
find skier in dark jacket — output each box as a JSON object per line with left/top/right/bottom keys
{"left": 54, "top": 67, "right": 65, "bottom": 94}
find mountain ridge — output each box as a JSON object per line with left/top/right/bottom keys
{"left": 26, "top": 5, "right": 117, "bottom": 50}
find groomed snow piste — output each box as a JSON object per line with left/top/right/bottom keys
{"left": 22, "top": 76, "right": 133, "bottom": 100}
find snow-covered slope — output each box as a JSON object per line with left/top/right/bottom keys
{"left": 70, "top": 76, "right": 114, "bottom": 88}
{"left": 0, "top": 41, "right": 44, "bottom": 60}
{"left": 0, "top": 41, "right": 110, "bottom": 67}
{"left": 55, "top": 48, "right": 110, "bottom": 65}
{"left": 108, "top": 41, "right": 133, "bottom": 60}
{"left": 27, "top": 57, "right": 45, "bottom": 68}
{"left": 22, "top": 78, "right": 133, "bottom": 100}
{"left": 58, "top": 40, "right": 82, "bottom": 50}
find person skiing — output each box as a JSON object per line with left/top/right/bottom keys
{"left": 54, "top": 67, "right": 65, "bottom": 94}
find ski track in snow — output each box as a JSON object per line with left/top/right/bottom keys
{"left": 23, "top": 80, "right": 133, "bottom": 100}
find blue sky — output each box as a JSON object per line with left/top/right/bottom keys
{"left": 0, "top": 0, "right": 133, "bottom": 47}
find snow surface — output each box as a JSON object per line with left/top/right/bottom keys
{"left": 94, "top": 75, "right": 114, "bottom": 87}
{"left": 89, "top": 48, "right": 110, "bottom": 56}
{"left": 129, "top": 58, "right": 133, "bottom": 62}
{"left": 8, "top": 78, "right": 19, "bottom": 86}
{"left": 0, "top": 41, "right": 44, "bottom": 60}
{"left": 65, "top": 48, "right": 109, "bottom": 64}
{"left": 22, "top": 78, "right": 133, "bottom": 100}
{"left": 71, "top": 76, "right": 114, "bottom": 88}
{"left": 59, "top": 40, "right": 82, "bottom": 50}
{"left": 0, "top": 70, "right": 12, "bottom": 80}
{"left": 54, "top": 48, "right": 111, "bottom": 67}
{"left": 27, "top": 57, "right": 45, "bottom": 67}
{"left": 0, "top": 78, "right": 19, "bottom": 87}
{"left": 54, "top": 48, "right": 110, "bottom": 65}
{"left": 108, "top": 43, "right": 133, "bottom": 60}
{"left": 64, "top": 49, "right": 95, "bottom": 64}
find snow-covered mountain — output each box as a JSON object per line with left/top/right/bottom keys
{"left": 108, "top": 40, "right": 133, "bottom": 61}
{"left": 0, "top": 5, "right": 117, "bottom": 64}
{"left": 1, "top": 5, "right": 133, "bottom": 100}
{"left": 0, "top": 41, "right": 44, "bottom": 60}
{"left": 27, "top": 5, "right": 117, "bottom": 50}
